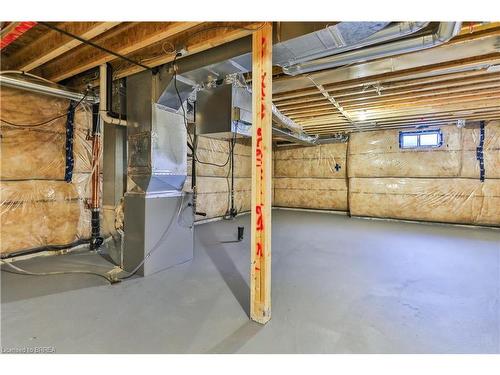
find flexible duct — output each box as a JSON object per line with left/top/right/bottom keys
{"left": 283, "top": 22, "right": 463, "bottom": 75}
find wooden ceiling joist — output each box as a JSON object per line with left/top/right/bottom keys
{"left": 273, "top": 53, "right": 500, "bottom": 100}
{"left": 3, "top": 22, "right": 121, "bottom": 72}
{"left": 274, "top": 68, "right": 497, "bottom": 103}
{"left": 111, "top": 22, "right": 262, "bottom": 79}
{"left": 1, "top": 21, "right": 498, "bottom": 135}
{"left": 303, "top": 108, "right": 500, "bottom": 129}
{"left": 304, "top": 72, "right": 500, "bottom": 106}
{"left": 299, "top": 110, "right": 500, "bottom": 130}
{"left": 332, "top": 71, "right": 497, "bottom": 101}
{"left": 341, "top": 83, "right": 500, "bottom": 109}
{"left": 0, "top": 22, "right": 37, "bottom": 50}
{"left": 309, "top": 114, "right": 500, "bottom": 134}
{"left": 32, "top": 22, "right": 202, "bottom": 82}
{"left": 300, "top": 101, "right": 500, "bottom": 126}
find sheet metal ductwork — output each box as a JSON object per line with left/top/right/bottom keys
{"left": 127, "top": 70, "right": 188, "bottom": 194}
{"left": 155, "top": 21, "right": 455, "bottom": 144}
{"left": 124, "top": 70, "right": 193, "bottom": 277}
{"left": 196, "top": 83, "right": 253, "bottom": 138}
{"left": 282, "top": 22, "right": 462, "bottom": 75}
{"left": 194, "top": 81, "right": 319, "bottom": 144}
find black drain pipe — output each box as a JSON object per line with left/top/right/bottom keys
{"left": 105, "top": 63, "right": 127, "bottom": 121}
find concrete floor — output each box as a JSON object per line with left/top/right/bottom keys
{"left": 1, "top": 210, "right": 499, "bottom": 353}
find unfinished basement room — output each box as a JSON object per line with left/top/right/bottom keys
{"left": 1, "top": 4, "right": 500, "bottom": 364}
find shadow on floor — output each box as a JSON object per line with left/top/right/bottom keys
{"left": 197, "top": 225, "right": 250, "bottom": 318}
{"left": 1, "top": 250, "right": 115, "bottom": 303}
{"left": 205, "top": 321, "right": 262, "bottom": 353}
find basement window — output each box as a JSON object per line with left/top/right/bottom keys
{"left": 399, "top": 129, "right": 443, "bottom": 149}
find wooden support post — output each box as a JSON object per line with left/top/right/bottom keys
{"left": 250, "top": 22, "right": 272, "bottom": 324}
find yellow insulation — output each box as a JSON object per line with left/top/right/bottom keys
{"left": 0, "top": 87, "right": 97, "bottom": 256}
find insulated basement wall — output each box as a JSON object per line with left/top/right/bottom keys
{"left": 349, "top": 178, "right": 499, "bottom": 226}
{"left": 0, "top": 86, "right": 99, "bottom": 256}
{"left": 348, "top": 121, "right": 500, "bottom": 226}
{"left": 347, "top": 122, "right": 500, "bottom": 178}
{"left": 185, "top": 136, "right": 252, "bottom": 220}
{"left": 273, "top": 143, "right": 348, "bottom": 211}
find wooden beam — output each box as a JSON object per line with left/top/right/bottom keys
{"left": 112, "top": 22, "right": 261, "bottom": 79}
{"left": 309, "top": 113, "right": 500, "bottom": 134}
{"left": 303, "top": 107, "right": 500, "bottom": 129}
{"left": 276, "top": 71, "right": 500, "bottom": 108}
{"left": 273, "top": 53, "right": 500, "bottom": 100}
{"left": 34, "top": 22, "right": 202, "bottom": 82}
{"left": 339, "top": 79, "right": 500, "bottom": 106}
{"left": 250, "top": 22, "right": 272, "bottom": 325}
{"left": 0, "top": 22, "right": 22, "bottom": 38}
{"left": 299, "top": 100, "right": 500, "bottom": 126}
{"left": 342, "top": 87, "right": 500, "bottom": 111}
{"left": 5, "top": 22, "right": 120, "bottom": 71}
{"left": 0, "top": 22, "right": 37, "bottom": 50}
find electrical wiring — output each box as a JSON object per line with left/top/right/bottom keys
{"left": 1, "top": 112, "right": 70, "bottom": 128}
{"left": 133, "top": 23, "right": 266, "bottom": 76}
{"left": 1, "top": 90, "right": 89, "bottom": 128}
{"left": 171, "top": 51, "right": 243, "bottom": 216}
{"left": 224, "top": 123, "right": 238, "bottom": 219}
{"left": 172, "top": 53, "right": 233, "bottom": 168}
{"left": 1, "top": 259, "right": 114, "bottom": 284}
{"left": 161, "top": 41, "right": 177, "bottom": 56}
{"left": 224, "top": 143, "right": 234, "bottom": 218}
{"left": 1, "top": 121, "right": 106, "bottom": 277}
